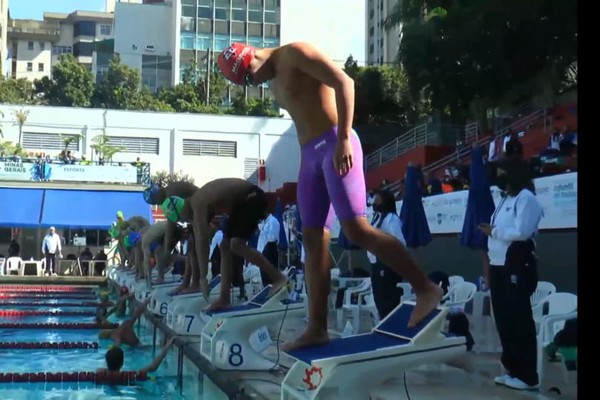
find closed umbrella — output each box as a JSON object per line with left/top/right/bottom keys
{"left": 400, "top": 165, "right": 432, "bottom": 248}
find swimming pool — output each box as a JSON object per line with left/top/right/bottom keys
{"left": 0, "top": 285, "right": 205, "bottom": 399}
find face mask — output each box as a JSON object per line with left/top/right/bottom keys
{"left": 496, "top": 175, "right": 508, "bottom": 191}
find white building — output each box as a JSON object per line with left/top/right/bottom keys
{"left": 7, "top": 10, "right": 115, "bottom": 81}
{"left": 366, "top": 0, "right": 401, "bottom": 66}
{"left": 113, "top": 0, "right": 367, "bottom": 94}
{"left": 0, "top": 104, "right": 300, "bottom": 191}
{"left": 0, "top": 0, "right": 8, "bottom": 76}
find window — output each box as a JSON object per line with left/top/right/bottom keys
{"left": 182, "top": 139, "right": 237, "bottom": 158}
{"left": 100, "top": 24, "right": 112, "bottom": 35}
{"left": 231, "top": 21, "right": 245, "bottom": 35}
{"left": 265, "top": 0, "right": 277, "bottom": 10}
{"left": 369, "top": 9, "right": 374, "bottom": 19}
{"left": 247, "top": 22, "right": 261, "bottom": 36}
{"left": 26, "top": 62, "right": 32, "bottom": 72}
{"left": 39, "top": 42, "right": 45, "bottom": 51}
{"left": 27, "top": 41, "right": 33, "bottom": 50}
{"left": 198, "top": 6, "right": 212, "bottom": 18}
{"left": 74, "top": 21, "right": 96, "bottom": 37}
{"left": 248, "top": 0, "right": 262, "bottom": 9}
{"left": 215, "top": 8, "right": 228, "bottom": 20}
{"left": 198, "top": 19, "right": 212, "bottom": 33}
{"left": 22, "top": 132, "right": 80, "bottom": 151}
{"left": 232, "top": 9, "right": 246, "bottom": 21}
{"left": 198, "top": 0, "right": 212, "bottom": 5}
{"left": 181, "top": 33, "right": 195, "bottom": 49}
{"left": 369, "top": 27, "right": 374, "bottom": 37}
{"left": 215, "top": 0, "right": 230, "bottom": 6}
{"left": 369, "top": 44, "right": 374, "bottom": 54}
{"left": 38, "top": 63, "right": 44, "bottom": 72}
{"left": 232, "top": 0, "right": 246, "bottom": 7}
{"left": 181, "top": 17, "right": 195, "bottom": 32}
{"left": 73, "top": 42, "right": 94, "bottom": 57}
{"left": 248, "top": 10, "right": 262, "bottom": 22}
{"left": 264, "top": 23, "right": 278, "bottom": 37}
{"left": 106, "top": 136, "right": 160, "bottom": 155}
{"left": 264, "top": 10, "right": 277, "bottom": 23}
{"left": 215, "top": 20, "right": 229, "bottom": 34}
{"left": 244, "top": 158, "right": 259, "bottom": 184}
{"left": 52, "top": 45, "right": 73, "bottom": 55}
{"left": 181, "top": 4, "right": 196, "bottom": 17}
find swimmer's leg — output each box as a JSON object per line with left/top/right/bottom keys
{"left": 282, "top": 149, "right": 333, "bottom": 352}
{"left": 205, "top": 238, "right": 234, "bottom": 312}
{"left": 180, "top": 232, "right": 209, "bottom": 298}
{"left": 328, "top": 133, "right": 442, "bottom": 328}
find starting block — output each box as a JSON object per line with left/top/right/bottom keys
{"left": 167, "top": 275, "right": 228, "bottom": 334}
{"left": 200, "top": 284, "right": 305, "bottom": 371}
{"left": 114, "top": 267, "right": 136, "bottom": 287}
{"left": 281, "top": 302, "right": 467, "bottom": 399}
{"left": 135, "top": 276, "right": 181, "bottom": 302}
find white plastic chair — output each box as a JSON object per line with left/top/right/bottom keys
{"left": 530, "top": 281, "right": 556, "bottom": 307}
{"left": 0, "top": 258, "right": 5, "bottom": 275}
{"left": 6, "top": 257, "right": 23, "bottom": 276}
{"left": 357, "top": 291, "right": 380, "bottom": 331}
{"left": 532, "top": 292, "right": 578, "bottom": 328}
{"left": 448, "top": 275, "right": 465, "bottom": 290}
{"left": 397, "top": 282, "right": 415, "bottom": 302}
{"left": 336, "top": 279, "right": 372, "bottom": 332}
{"left": 445, "top": 282, "right": 477, "bottom": 310}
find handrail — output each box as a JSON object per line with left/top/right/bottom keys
{"left": 365, "top": 123, "right": 433, "bottom": 171}
{"left": 382, "top": 108, "right": 548, "bottom": 194}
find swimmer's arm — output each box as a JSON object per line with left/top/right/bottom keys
{"left": 139, "top": 337, "right": 176, "bottom": 374}
{"left": 131, "top": 297, "right": 151, "bottom": 323}
{"left": 289, "top": 42, "right": 355, "bottom": 138}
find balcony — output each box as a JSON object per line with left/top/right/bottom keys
{"left": 7, "top": 19, "right": 60, "bottom": 42}
{"left": 0, "top": 158, "right": 151, "bottom": 186}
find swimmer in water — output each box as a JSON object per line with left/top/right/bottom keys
{"left": 99, "top": 298, "right": 151, "bottom": 346}
{"left": 217, "top": 42, "right": 443, "bottom": 351}
{"left": 101, "top": 337, "right": 176, "bottom": 374}
{"left": 161, "top": 178, "right": 287, "bottom": 307}
{"left": 96, "top": 292, "right": 133, "bottom": 329}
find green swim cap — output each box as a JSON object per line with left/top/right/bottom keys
{"left": 108, "top": 225, "right": 119, "bottom": 239}
{"left": 161, "top": 196, "right": 185, "bottom": 223}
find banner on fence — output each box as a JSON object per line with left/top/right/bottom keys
{"left": 46, "top": 164, "right": 138, "bottom": 184}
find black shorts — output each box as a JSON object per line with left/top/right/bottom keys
{"left": 223, "top": 185, "right": 268, "bottom": 241}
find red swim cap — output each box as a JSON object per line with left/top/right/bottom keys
{"left": 217, "top": 42, "right": 256, "bottom": 86}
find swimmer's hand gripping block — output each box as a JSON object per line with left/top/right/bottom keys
{"left": 280, "top": 302, "right": 467, "bottom": 400}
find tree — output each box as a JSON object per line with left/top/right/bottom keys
{"left": 33, "top": 54, "right": 95, "bottom": 107}
{"left": 386, "top": 0, "right": 578, "bottom": 123}
{"left": 13, "top": 108, "right": 29, "bottom": 147}
{"left": 151, "top": 170, "right": 195, "bottom": 188}
{"left": 0, "top": 76, "right": 35, "bottom": 104}
{"left": 90, "top": 134, "right": 125, "bottom": 163}
{"left": 93, "top": 55, "right": 173, "bottom": 112}
{"left": 227, "top": 90, "right": 281, "bottom": 117}
{"left": 61, "top": 134, "right": 82, "bottom": 152}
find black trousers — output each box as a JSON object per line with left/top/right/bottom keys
{"left": 370, "top": 261, "right": 403, "bottom": 319}
{"left": 260, "top": 241, "right": 278, "bottom": 286}
{"left": 45, "top": 252, "right": 57, "bottom": 274}
{"left": 489, "top": 266, "right": 538, "bottom": 386}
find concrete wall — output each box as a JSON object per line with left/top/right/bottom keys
{"left": 0, "top": 104, "right": 300, "bottom": 191}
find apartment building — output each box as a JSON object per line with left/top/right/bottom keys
{"left": 366, "top": 0, "right": 401, "bottom": 66}
{"left": 0, "top": 0, "right": 8, "bottom": 76}
{"left": 7, "top": 10, "right": 115, "bottom": 81}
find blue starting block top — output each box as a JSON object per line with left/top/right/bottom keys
{"left": 287, "top": 333, "right": 410, "bottom": 365}
{"left": 285, "top": 303, "right": 444, "bottom": 364}
{"left": 208, "top": 275, "right": 222, "bottom": 291}
{"left": 375, "top": 303, "right": 441, "bottom": 340}
{"left": 204, "top": 285, "right": 273, "bottom": 316}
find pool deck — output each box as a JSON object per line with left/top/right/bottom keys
{"left": 0, "top": 276, "right": 107, "bottom": 286}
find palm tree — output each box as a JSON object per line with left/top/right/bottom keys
{"left": 13, "top": 108, "right": 30, "bottom": 147}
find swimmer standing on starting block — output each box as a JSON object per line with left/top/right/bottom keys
{"left": 161, "top": 178, "right": 288, "bottom": 309}
{"left": 217, "top": 42, "right": 444, "bottom": 351}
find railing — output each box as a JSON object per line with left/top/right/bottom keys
{"left": 365, "top": 123, "right": 435, "bottom": 170}
{"left": 383, "top": 108, "right": 548, "bottom": 195}
{"left": 0, "top": 158, "right": 150, "bottom": 185}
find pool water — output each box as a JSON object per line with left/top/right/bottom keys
{"left": 0, "top": 286, "right": 204, "bottom": 399}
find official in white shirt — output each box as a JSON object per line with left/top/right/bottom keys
{"left": 367, "top": 190, "right": 407, "bottom": 319}
{"left": 257, "top": 213, "right": 280, "bottom": 286}
{"left": 41, "top": 226, "right": 62, "bottom": 276}
{"left": 479, "top": 158, "right": 543, "bottom": 391}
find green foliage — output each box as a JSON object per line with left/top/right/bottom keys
{"left": 386, "top": 0, "right": 578, "bottom": 122}
{"left": 343, "top": 55, "right": 429, "bottom": 126}
{"left": 0, "top": 76, "right": 35, "bottom": 104}
{"left": 33, "top": 54, "right": 95, "bottom": 107}
{"left": 151, "top": 170, "right": 195, "bottom": 188}
{"left": 60, "top": 133, "right": 82, "bottom": 152}
{"left": 226, "top": 90, "right": 281, "bottom": 117}
{"left": 90, "top": 134, "right": 126, "bottom": 162}
{"left": 13, "top": 108, "right": 30, "bottom": 146}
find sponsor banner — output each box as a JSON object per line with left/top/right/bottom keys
{"left": 45, "top": 164, "right": 138, "bottom": 184}
{"left": 330, "top": 172, "right": 577, "bottom": 238}
{"left": 0, "top": 161, "right": 41, "bottom": 181}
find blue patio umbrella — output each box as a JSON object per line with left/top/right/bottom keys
{"left": 400, "top": 165, "right": 432, "bottom": 248}
{"left": 460, "top": 145, "right": 496, "bottom": 249}
{"left": 274, "top": 199, "right": 288, "bottom": 251}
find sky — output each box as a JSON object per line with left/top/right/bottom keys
{"left": 9, "top": 0, "right": 106, "bottom": 19}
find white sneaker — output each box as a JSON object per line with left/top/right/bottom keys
{"left": 494, "top": 375, "right": 510, "bottom": 385}
{"left": 504, "top": 376, "right": 539, "bottom": 391}
{"left": 44, "top": 272, "right": 49, "bottom": 277}
{"left": 52, "top": 272, "right": 57, "bottom": 276}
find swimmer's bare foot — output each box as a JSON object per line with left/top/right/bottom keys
{"left": 168, "top": 284, "right": 186, "bottom": 296}
{"left": 203, "top": 298, "right": 231, "bottom": 313}
{"left": 154, "top": 276, "right": 165, "bottom": 285}
{"left": 407, "top": 282, "right": 444, "bottom": 328}
{"left": 199, "top": 278, "right": 209, "bottom": 301}
{"left": 268, "top": 274, "right": 288, "bottom": 297}
{"left": 180, "top": 285, "right": 202, "bottom": 294}
{"left": 282, "top": 328, "right": 329, "bottom": 352}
